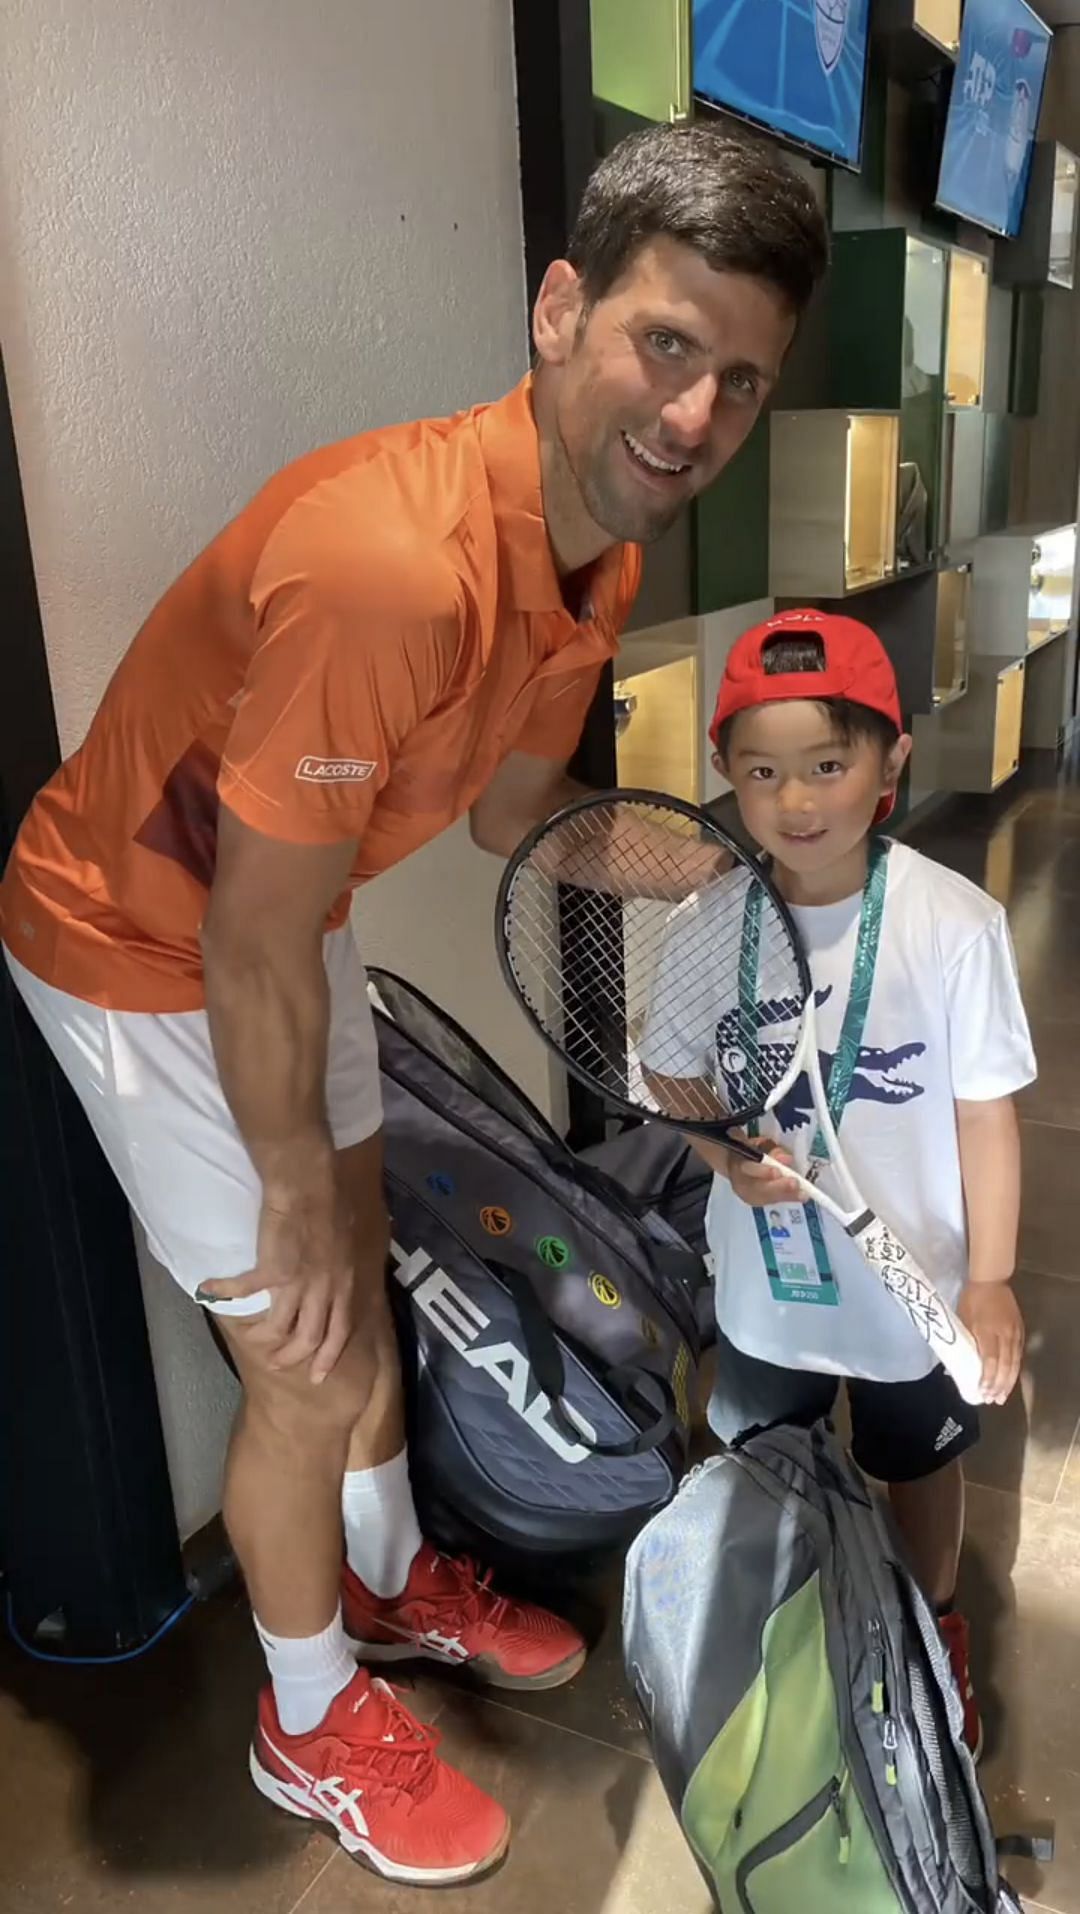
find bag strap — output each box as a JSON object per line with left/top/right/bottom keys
{"left": 485, "top": 1259, "right": 679, "bottom": 1460}
{"left": 656, "top": 1140, "right": 711, "bottom": 1204}
{"left": 996, "top": 1834, "right": 1054, "bottom": 1863}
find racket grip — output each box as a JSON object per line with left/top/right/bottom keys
{"left": 849, "top": 1217, "right": 986, "bottom": 1406}
{"left": 941, "top": 1318, "right": 986, "bottom": 1408}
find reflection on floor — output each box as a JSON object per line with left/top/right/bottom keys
{"left": 3, "top": 752, "right": 1080, "bottom": 1913}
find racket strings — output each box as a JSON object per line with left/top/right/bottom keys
{"left": 503, "top": 799, "right": 806, "bottom": 1123}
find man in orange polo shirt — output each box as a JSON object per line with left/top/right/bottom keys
{"left": 2, "top": 123, "right": 826, "bottom": 1882}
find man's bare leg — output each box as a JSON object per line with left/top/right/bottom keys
{"left": 219, "top": 1327, "right": 372, "bottom": 1636}
{"left": 214, "top": 1142, "right": 509, "bottom": 1880}
{"left": 322, "top": 1158, "right": 430, "bottom": 1617}
{"left": 217, "top": 1135, "right": 390, "bottom": 1635}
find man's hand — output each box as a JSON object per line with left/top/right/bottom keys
{"left": 725, "top": 1138, "right": 805, "bottom": 1209}
{"left": 956, "top": 1280, "right": 1024, "bottom": 1406}
{"left": 199, "top": 1168, "right": 362, "bottom": 1385}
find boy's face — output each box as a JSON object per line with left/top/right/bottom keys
{"left": 716, "top": 700, "right": 911, "bottom": 882}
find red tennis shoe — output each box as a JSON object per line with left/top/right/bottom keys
{"left": 250, "top": 1668, "right": 509, "bottom": 1884}
{"left": 343, "top": 1542, "right": 587, "bottom": 1690}
{"left": 939, "top": 1608, "right": 984, "bottom": 1761}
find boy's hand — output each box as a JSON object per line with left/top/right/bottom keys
{"left": 957, "top": 1281, "right": 1024, "bottom": 1406}
{"left": 727, "top": 1139, "right": 805, "bottom": 1210}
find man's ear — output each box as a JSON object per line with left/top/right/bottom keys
{"left": 533, "top": 260, "right": 586, "bottom": 368}
{"left": 711, "top": 748, "right": 730, "bottom": 782}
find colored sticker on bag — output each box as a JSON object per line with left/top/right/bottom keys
{"left": 590, "top": 1272, "right": 621, "bottom": 1309}
{"left": 640, "top": 1314, "right": 660, "bottom": 1349}
{"left": 480, "top": 1205, "right": 513, "bottom": 1237}
{"left": 536, "top": 1235, "right": 570, "bottom": 1270}
{"left": 426, "top": 1172, "right": 455, "bottom": 1198}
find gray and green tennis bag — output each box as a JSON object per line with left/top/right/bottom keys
{"left": 624, "top": 1422, "right": 1046, "bottom": 1912}
{"left": 370, "top": 969, "right": 710, "bottom": 1571}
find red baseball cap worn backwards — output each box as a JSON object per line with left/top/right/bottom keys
{"left": 709, "top": 608, "right": 903, "bottom": 825}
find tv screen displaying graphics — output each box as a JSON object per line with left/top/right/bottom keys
{"left": 936, "top": 0, "right": 1052, "bottom": 237}
{"left": 693, "top": 0, "right": 871, "bottom": 168}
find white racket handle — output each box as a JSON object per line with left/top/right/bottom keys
{"left": 769, "top": 1162, "right": 986, "bottom": 1406}
{"left": 846, "top": 1214, "right": 985, "bottom": 1405}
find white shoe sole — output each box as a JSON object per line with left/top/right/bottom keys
{"left": 347, "top": 1634, "right": 588, "bottom": 1691}
{"left": 249, "top": 1745, "right": 510, "bottom": 1884}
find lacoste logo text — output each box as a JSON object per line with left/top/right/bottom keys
{"left": 295, "top": 756, "right": 377, "bottom": 783}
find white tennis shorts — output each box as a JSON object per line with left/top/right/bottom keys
{"left": 4, "top": 929, "right": 382, "bottom": 1318}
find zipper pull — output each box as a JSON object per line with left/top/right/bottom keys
{"left": 829, "top": 1778, "right": 851, "bottom": 1865}
{"left": 869, "top": 1618, "right": 886, "bottom": 1716}
{"left": 883, "top": 1716, "right": 899, "bottom": 1787}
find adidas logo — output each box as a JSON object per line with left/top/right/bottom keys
{"left": 934, "top": 1416, "right": 963, "bottom": 1453}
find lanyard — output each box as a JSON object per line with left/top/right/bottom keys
{"left": 739, "top": 840, "right": 889, "bottom": 1159}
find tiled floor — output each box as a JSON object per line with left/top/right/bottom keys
{"left": 3, "top": 755, "right": 1080, "bottom": 1913}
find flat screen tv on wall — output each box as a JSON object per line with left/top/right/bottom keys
{"left": 935, "top": 0, "right": 1052, "bottom": 237}
{"left": 693, "top": 0, "right": 871, "bottom": 169}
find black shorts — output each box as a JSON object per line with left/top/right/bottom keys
{"left": 707, "top": 1330, "right": 980, "bottom": 1484}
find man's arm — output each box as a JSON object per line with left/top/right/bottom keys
{"left": 198, "top": 809, "right": 365, "bottom": 1381}
{"left": 955, "top": 1094, "right": 1025, "bottom": 1405}
{"left": 469, "top": 752, "right": 585, "bottom": 857}
{"left": 470, "top": 751, "right": 732, "bottom": 896}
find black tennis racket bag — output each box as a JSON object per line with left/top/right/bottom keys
{"left": 370, "top": 969, "right": 709, "bottom": 1572}
{"left": 577, "top": 1121, "right": 713, "bottom": 1270}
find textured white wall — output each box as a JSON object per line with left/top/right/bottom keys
{"left": 2, "top": 0, "right": 539, "bottom": 1538}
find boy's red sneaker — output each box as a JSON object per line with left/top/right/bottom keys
{"left": 939, "top": 1608, "right": 984, "bottom": 1761}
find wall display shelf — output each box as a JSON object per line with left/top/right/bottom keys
{"left": 911, "top": 655, "right": 1025, "bottom": 793}
{"left": 613, "top": 630, "right": 700, "bottom": 804}
{"left": 769, "top": 411, "right": 899, "bottom": 597}
{"left": 875, "top": 0, "right": 960, "bottom": 76}
{"left": 1028, "top": 524, "right": 1078, "bottom": 649}
{"left": 982, "top": 284, "right": 1015, "bottom": 415}
{"left": 589, "top": 0, "right": 690, "bottom": 123}
{"left": 1010, "top": 291, "right": 1044, "bottom": 419}
{"left": 695, "top": 415, "right": 770, "bottom": 613}
{"left": 996, "top": 142, "right": 1080, "bottom": 293}
{"left": 980, "top": 414, "right": 1013, "bottom": 536}
{"left": 811, "top": 562, "right": 969, "bottom": 718}
{"left": 613, "top": 602, "right": 775, "bottom": 805}
{"left": 827, "top": 231, "right": 946, "bottom": 566}
{"left": 1022, "top": 625, "right": 1078, "bottom": 750}
{"left": 969, "top": 523, "right": 1077, "bottom": 660}
{"left": 933, "top": 563, "right": 972, "bottom": 708}
{"left": 940, "top": 409, "right": 985, "bottom": 555}
{"left": 944, "top": 251, "right": 988, "bottom": 409}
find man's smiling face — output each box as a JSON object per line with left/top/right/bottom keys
{"left": 540, "top": 235, "right": 797, "bottom": 547}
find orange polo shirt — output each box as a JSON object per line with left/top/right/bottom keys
{"left": 1, "top": 377, "right": 640, "bottom": 1011}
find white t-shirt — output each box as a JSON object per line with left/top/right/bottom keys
{"left": 640, "top": 841, "right": 1036, "bottom": 1382}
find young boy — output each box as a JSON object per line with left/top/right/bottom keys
{"left": 650, "top": 607, "right": 1035, "bottom": 1755}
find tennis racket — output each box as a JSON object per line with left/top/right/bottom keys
{"left": 496, "top": 788, "right": 985, "bottom": 1406}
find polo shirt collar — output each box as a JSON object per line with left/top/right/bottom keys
{"left": 478, "top": 374, "right": 628, "bottom": 630}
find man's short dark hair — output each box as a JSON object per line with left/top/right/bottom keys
{"left": 567, "top": 123, "right": 829, "bottom": 316}
{"left": 714, "top": 634, "right": 901, "bottom": 760}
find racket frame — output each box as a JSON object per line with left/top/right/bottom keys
{"left": 496, "top": 786, "right": 812, "bottom": 1137}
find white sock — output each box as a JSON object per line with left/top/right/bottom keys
{"left": 342, "top": 1448, "right": 424, "bottom": 1599}
{"left": 255, "top": 1606, "right": 357, "bottom": 1737}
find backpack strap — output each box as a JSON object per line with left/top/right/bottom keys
{"left": 486, "top": 1259, "right": 679, "bottom": 1460}
{"left": 996, "top": 1833, "right": 1055, "bottom": 1862}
